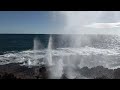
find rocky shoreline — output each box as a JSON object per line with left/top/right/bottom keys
{"left": 0, "top": 63, "right": 120, "bottom": 79}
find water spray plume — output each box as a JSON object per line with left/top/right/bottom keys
{"left": 47, "top": 35, "right": 53, "bottom": 66}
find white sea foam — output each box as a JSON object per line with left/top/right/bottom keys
{"left": 0, "top": 47, "right": 120, "bottom": 69}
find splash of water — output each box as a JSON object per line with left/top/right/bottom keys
{"left": 47, "top": 35, "right": 53, "bottom": 66}
{"left": 46, "top": 35, "right": 65, "bottom": 79}
{"left": 33, "top": 36, "right": 43, "bottom": 50}
{"left": 33, "top": 36, "right": 43, "bottom": 66}
{"left": 48, "top": 58, "right": 64, "bottom": 79}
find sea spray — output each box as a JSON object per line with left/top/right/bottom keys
{"left": 46, "top": 35, "right": 65, "bottom": 79}
{"left": 48, "top": 58, "right": 64, "bottom": 79}
{"left": 33, "top": 36, "right": 43, "bottom": 50}
{"left": 47, "top": 35, "right": 53, "bottom": 66}
{"left": 33, "top": 37, "right": 40, "bottom": 66}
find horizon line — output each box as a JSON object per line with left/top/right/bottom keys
{"left": 0, "top": 33, "right": 120, "bottom": 35}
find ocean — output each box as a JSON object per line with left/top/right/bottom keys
{"left": 0, "top": 34, "right": 120, "bottom": 71}
{"left": 0, "top": 34, "right": 50, "bottom": 53}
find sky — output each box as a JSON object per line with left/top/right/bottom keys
{"left": 0, "top": 11, "right": 120, "bottom": 34}
{"left": 0, "top": 11, "right": 65, "bottom": 34}
{"left": 61, "top": 11, "right": 120, "bottom": 35}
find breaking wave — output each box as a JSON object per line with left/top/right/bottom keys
{"left": 0, "top": 46, "right": 120, "bottom": 69}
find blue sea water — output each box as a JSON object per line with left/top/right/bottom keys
{"left": 0, "top": 34, "right": 120, "bottom": 70}
{"left": 0, "top": 34, "right": 49, "bottom": 53}
{"left": 0, "top": 34, "right": 120, "bottom": 53}
{"left": 0, "top": 34, "right": 72, "bottom": 53}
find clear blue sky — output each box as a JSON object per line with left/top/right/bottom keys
{"left": 0, "top": 11, "right": 65, "bottom": 34}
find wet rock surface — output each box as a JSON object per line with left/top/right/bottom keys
{"left": 0, "top": 63, "right": 120, "bottom": 79}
